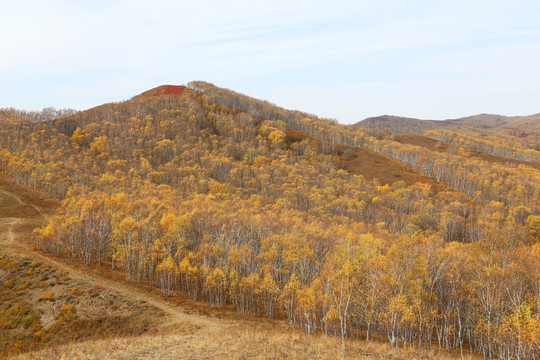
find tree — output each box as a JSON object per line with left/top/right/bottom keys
{"left": 156, "top": 256, "right": 177, "bottom": 295}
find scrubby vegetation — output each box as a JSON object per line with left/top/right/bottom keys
{"left": 0, "top": 251, "right": 161, "bottom": 358}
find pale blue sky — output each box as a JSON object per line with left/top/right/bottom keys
{"left": 1, "top": 0, "right": 539, "bottom": 124}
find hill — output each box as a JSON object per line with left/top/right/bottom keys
{"left": 497, "top": 113, "right": 540, "bottom": 134}
{"left": 353, "top": 112, "right": 539, "bottom": 135}
{"left": 352, "top": 115, "right": 450, "bottom": 134}
{"left": 137, "top": 85, "right": 186, "bottom": 97}
{"left": 447, "top": 113, "right": 515, "bottom": 128}
{"left": 0, "top": 82, "right": 539, "bottom": 359}
{"left": 0, "top": 129, "right": 460, "bottom": 360}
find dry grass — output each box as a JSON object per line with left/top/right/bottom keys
{"left": 335, "top": 144, "right": 444, "bottom": 189}
{"left": 0, "top": 250, "right": 164, "bottom": 359}
{"left": 0, "top": 173, "right": 58, "bottom": 218}
{"left": 286, "top": 128, "right": 443, "bottom": 188}
{"left": 392, "top": 134, "right": 449, "bottom": 154}
{"left": 12, "top": 321, "right": 475, "bottom": 360}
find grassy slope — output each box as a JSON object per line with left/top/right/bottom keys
{"left": 287, "top": 128, "right": 443, "bottom": 188}
{"left": 497, "top": 113, "right": 540, "bottom": 133}
{"left": 0, "top": 251, "right": 163, "bottom": 358}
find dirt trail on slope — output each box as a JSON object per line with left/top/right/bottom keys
{"left": 0, "top": 174, "right": 224, "bottom": 334}
{"left": 0, "top": 187, "right": 49, "bottom": 219}
{"left": 9, "top": 241, "right": 219, "bottom": 331}
{"left": 0, "top": 217, "right": 22, "bottom": 244}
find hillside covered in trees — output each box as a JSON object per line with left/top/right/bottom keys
{"left": 0, "top": 82, "right": 539, "bottom": 359}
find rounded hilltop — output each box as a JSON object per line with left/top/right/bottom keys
{"left": 138, "top": 85, "right": 186, "bottom": 97}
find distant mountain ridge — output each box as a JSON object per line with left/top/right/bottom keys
{"left": 353, "top": 113, "right": 539, "bottom": 135}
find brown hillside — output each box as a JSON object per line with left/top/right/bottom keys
{"left": 288, "top": 128, "right": 444, "bottom": 188}
{"left": 0, "top": 173, "right": 58, "bottom": 218}
{"left": 392, "top": 133, "right": 449, "bottom": 153}
{"left": 497, "top": 113, "right": 540, "bottom": 134}
{"left": 353, "top": 112, "right": 539, "bottom": 135}
{"left": 336, "top": 144, "right": 444, "bottom": 189}
{"left": 351, "top": 115, "right": 447, "bottom": 134}
{"left": 446, "top": 113, "right": 515, "bottom": 128}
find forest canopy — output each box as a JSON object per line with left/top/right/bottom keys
{"left": 0, "top": 83, "right": 538, "bottom": 359}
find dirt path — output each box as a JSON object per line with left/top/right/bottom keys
{"left": 0, "top": 187, "right": 48, "bottom": 219}
{"left": 0, "top": 188, "right": 24, "bottom": 205}
{"left": 11, "top": 242, "right": 219, "bottom": 330}
{"left": 0, "top": 217, "right": 22, "bottom": 244}
{"left": 0, "top": 184, "right": 222, "bottom": 333}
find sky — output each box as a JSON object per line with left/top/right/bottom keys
{"left": 1, "top": 0, "right": 540, "bottom": 124}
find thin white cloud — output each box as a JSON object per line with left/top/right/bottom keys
{"left": 1, "top": 0, "right": 539, "bottom": 122}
